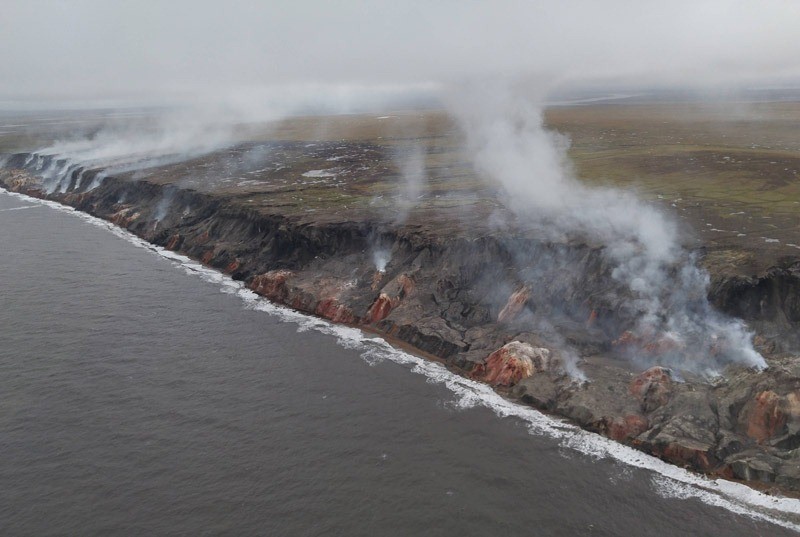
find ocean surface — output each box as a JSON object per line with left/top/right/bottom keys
{"left": 1, "top": 189, "right": 799, "bottom": 536}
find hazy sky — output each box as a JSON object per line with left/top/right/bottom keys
{"left": 2, "top": 0, "right": 800, "bottom": 102}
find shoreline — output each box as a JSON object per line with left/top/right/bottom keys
{"left": 3, "top": 182, "right": 800, "bottom": 530}
{"left": 2, "top": 152, "right": 800, "bottom": 501}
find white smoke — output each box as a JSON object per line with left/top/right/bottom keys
{"left": 153, "top": 186, "right": 176, "bottom": 223}
{"left": 17, "top": 84, "right": 440, "bottom": 193}
{"left": 449, "top": 81, "right": 766, "bottom": 375}
{"left": 392, "top": 143, "right": 427, "bottom": 224}
{"left": 373, "top": 248, "right": 391, "bottom": 273}
{"left": 368, "top": 130, "right": 429, "bottom": 270}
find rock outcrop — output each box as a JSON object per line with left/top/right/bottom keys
{"left": 366, "top": 274, "right": 414, "bottom": 324}
{"left": 742, "top": 390, "right": 800, "bottom": 448}
{"left": 471, "top": 341, "right": 550, "bottom": 387}
{"left": 629, "top": 366, "right": 673, "bottom": 413}
{"left": 497, "top": 286, "right": 531, "bottom": 323}
{"left": 250, "top": 270, "right": 294, "bottom": 302}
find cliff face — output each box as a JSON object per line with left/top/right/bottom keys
{"left": 710, "top": 267, "right": 800, "bottom": 350}
{"left": 3, "top": 154, "right": 800, "bottom": 494}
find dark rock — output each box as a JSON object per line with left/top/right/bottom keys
{"left": 776, "top": 452, "right": 800, "bottom": 489}
{"left": 641, "top": 390, "right": 720, "bottom": 472}
{"left": 513, "top": 373, "right": 559, "bottom": 409}
{"left": 728, "top": 452, "right": 782, "bottom": 483}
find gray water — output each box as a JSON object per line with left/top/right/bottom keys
{"left": 0, "top": 190, "right": 796, "bottom": 536}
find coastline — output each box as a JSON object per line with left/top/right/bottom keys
{"left": 2, "top": 152, "right": 800, "bottom": 501}
{"left": 4, "top": 178, "right": 800, "bottom": 532}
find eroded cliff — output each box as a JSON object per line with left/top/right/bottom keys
{"left": 3, "top": 152, "right": 800, "bottom": 494}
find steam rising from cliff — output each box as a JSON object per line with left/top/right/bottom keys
{"left": 153, "top": 186, "right": 176, "bottom": 224}
{"left": 450, "top": 82, "right": 766, "bottom": 374}
{"left": 372, "top": 249, "right": 391, "bottom": 273}
{"left": 393, "top": 143, "right": 428, "bottom": 225}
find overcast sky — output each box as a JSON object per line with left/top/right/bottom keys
{"left": 2, "top": 0, "right": 800, "bottom": 103}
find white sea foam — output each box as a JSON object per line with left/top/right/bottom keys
{"left": 2, "top": 186, "right": 799, "bottom": 532}
{"left": 0, "top": 205, "right": 40, "bottom": 212}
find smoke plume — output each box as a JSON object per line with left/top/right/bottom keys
{"left": 392, "top": 143, "right": 428, "bottom": 225}
{"left": 450, "top": 81, "right": 766, "bottom": 375}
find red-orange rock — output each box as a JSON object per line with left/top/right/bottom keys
{"left": 109, "top": 206, "right": 140, "bottom": 227}
{"left": 371, "top": 271, "right": 384, "bottom": 291}
{"left": 165, "top": 234, "right": 182, "bottom": 251}
{"left": 200, "top": 249, "right": 215, "bottom": 264}
{"left": 366, "top": 293, "right": 393, "bottom": 323}
{"left": 614, "top": 331, "right": 684, "bottom": 356}
{"left": 606, "top": 415, "right": 649, "bottom": 442}
{"left": 656, "top": 441, "right": 716, "bottom": 472}
{"left": 586, "top": 309, "right": 598, "bottom": 327}
{"left": 249, "top": 270, "right": 294, "bottom": 303}
{"left": 392, "top": 274, "right": 415, "bottom": 297}
{"left": 745, "top": 390, "right": 787, "bottom": 444}
{"left": 224, "top": 259, "right": 241, "bottom": 273}
{"left": 789, "top": 392, "right": 800, "bottom": 417}
{"left": 497, "top": 286, "right": 531, "bottom": 323}
{"left": 289, "top": 292, "right": 317, "bottom": 313}
{"left": 315, "top": 298, "right": 357, "bottom": 324}
{"left": 644, "top": 337, "right": 683, "bottom": 355}
{"left": 613, "top": 330, "right": 638, "bottom": 347}
{"left": 629, "top": 366, "right": 673, "bottom": 413}
{"left": 472, "top": 341, "right": 550, "bottom": 387}
{"left": 364, "top": 274, "right": 414, "bottom": 324}
{"left": 612, "top": 330, "right": 685, "bottom": 356}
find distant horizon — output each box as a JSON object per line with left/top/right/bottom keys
{"left": 5, "top": 83, "right": 800, "bottom": 116}
{"left": 4, "top": 1, "right": 800, "bottom": 107}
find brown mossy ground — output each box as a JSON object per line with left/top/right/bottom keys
{"left": 5, "top": 102, "right": 790, "bottom": 272}
{"left": 5, "top": 102, "right": 800, "bottom": 270}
